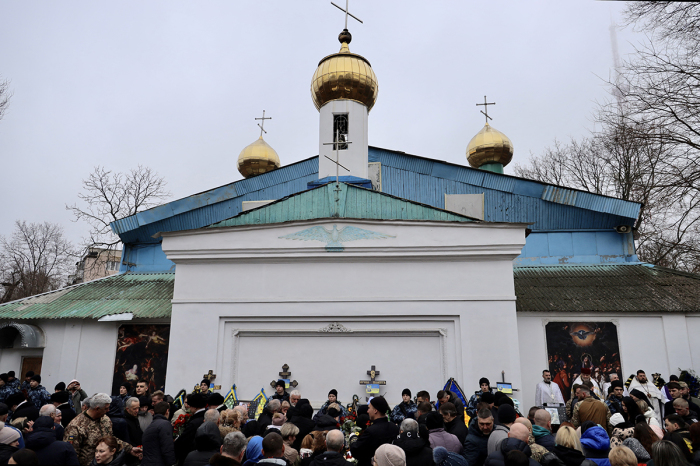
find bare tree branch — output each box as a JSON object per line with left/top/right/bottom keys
{"left": 66, "top": 165, "right": 170, "bottom": 276}
{"left": 0, "top": 78, "right": 12, "bottom": 122}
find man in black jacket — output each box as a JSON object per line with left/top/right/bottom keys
{"left": 174, "top": 392, "right": 207, "bottom": 465}
{"left": 7, "top": 392, "right": 39, "bottom": 422}
{"left": 440, "top": 402, "right": 467, "bottom": 444}
{"left": 289, "top": 401, "right": 315, "bottom": 451}
{"left": 23, "top": 416, "right": 79, "bottom": 466}
{"left": 437, "top": 390, "right": 465, "bottom": 422}
{"left": 124, "top": 397, "right": 143, "bottom": 447}
{"left": 350, "top": 396, "right": 400, "bottom": 466}
{"left": 310, "top": 429, "right": 352, "bottom": 466}
{"left": 142, "top": 401, "right": 176, "bottom": 466}
{"left": 464, "top": 408, "right": 494, "bottom": 466}
{"left": 257, "top": 399, "right": 281, "bottom": 436}
{"left": 51, "top": 391, "right": 76, "bottom": 428}
{"left": 393, "top": 418, "right": 434, "bottom": 466}
{"left": 484, "top": 424, "right": 538, "bottom": 466}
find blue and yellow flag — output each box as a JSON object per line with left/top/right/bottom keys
{"left": 251, "top": 388, "right": 268, "bottom": 419}
{"left": 224, "top": 384, "right": 238, "bottom": 409}
{"left": 174, "top": 389, "right": 187, "bottom": 409}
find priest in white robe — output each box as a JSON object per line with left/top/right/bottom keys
{"left": 628, "top": 369, "right": 668, "bottom": 424}
{"left": 536, "top": 369, "right": 565, "bottom": 407}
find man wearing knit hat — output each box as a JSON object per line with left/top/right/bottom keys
{"left": 433, "top": 446, "right": 467, "bottom": 466}
{"left": 350, "top": 396, "right": 399, "bottom": 466}
{"left": 372, "top": 444, "right": 406, "bottom": 466}
{"left": 467, "top": 378, "right": 491, "bottom": 418}
{"left": 20, "top": 371, "right": 34, "bottom": 392}
{"left": 390, "top": 389, "right": 417, "bottom": 424}
{"left": 314, "top": 389, "right": 347, "bottom": 423}
{"left": 27, "top": 374, "right": 51, "bottom": 410}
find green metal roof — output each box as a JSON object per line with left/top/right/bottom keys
{"left": 0, "top": 273, "right": 174, "bottom": 320}
{"left": 209, "top": 182, "right": 477, "bottom": 228}
{"left": 514, "top": 264, "right": 700, "bottom": 313}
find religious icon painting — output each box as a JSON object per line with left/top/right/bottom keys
{"left": 544, "top": 321, "right": 621, "bottom": 402}
{"left": 111, "top": 324, "right": 170, "bottom": 395}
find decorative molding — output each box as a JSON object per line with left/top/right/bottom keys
{"left": 318, "top": 322, "right": 352, "bottom": 333}
{"left": 279, "top": 225, "right": 394, "bottom": 252}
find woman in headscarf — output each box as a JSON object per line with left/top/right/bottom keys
{"left": 242, "top": 436, "right": 264, "bottom": 466}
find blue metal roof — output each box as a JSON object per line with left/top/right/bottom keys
{"left": 111, "top": 146, "right": 641, "bottom": 244}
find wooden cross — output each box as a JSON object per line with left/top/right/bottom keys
{"left": 476, "top": 96, "right": 496, "bottom": 124}
{"left": 270, "top": 364, "right": 298, "bottom": 389}
{"left": 203, "top": 370, "right": 216, "bottom": 382}
{"left": 255, "top": 110, "right": 272, "bottom": 138}
{"left": 359, "top": 365, "right": 386, "bottom": 385}
{"left": 331, "top": 0, "right": 363, "bottom": 30}
{"left": 323, "top": 128, "right": 351, "bottom": 185}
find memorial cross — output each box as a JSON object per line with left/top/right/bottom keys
{"left": 359, "top": 365, "right": 386, "bottom": 385}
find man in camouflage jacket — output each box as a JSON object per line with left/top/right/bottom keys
{"left": 64, "top": 393, "right": 141, "bottom": 466}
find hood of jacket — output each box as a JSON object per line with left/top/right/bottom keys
{"left": 195, "top": 421, "right": 223, "bottom": 451}
{"left": 580, "top": 425, "right": 610, "bottom": 451}
{"left": 394, "top": 431, "right": 428, "bottom": 456}
{"left": 532, "top": 425, "right": 551, "bottom": 440}
{"left": 499, "top": 438, "right": 531, "bottom": 456}
{"left": 24, "top": 429, "right": 56, "bottom": 450}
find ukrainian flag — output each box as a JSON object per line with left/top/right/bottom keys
{"left": 251, "top": 388, "right": 268, "bottom": 419}
{"left": 224, "top": 384, "right": 238, "bottom": 409}
{"left": 174, "top": 390, "right": 186, "bottom": 409}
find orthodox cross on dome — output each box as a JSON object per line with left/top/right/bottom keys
{"left": 203, "top": 370, "right": 216, "bottom": 382}
{"left": 331, "top": 0, "right": 363, "bottom": 30}
{"left": 255, "top": 110, "right": 272, "bottom": 138}
{"left": 323, "top": 128, "right": 351, "bottom": 185}
{"left": 476, "top": 96, "right": 496, "bottom": 124}
{"left": 359, "top": 365, "right": 386, "bottom": 386}
{"left": 269, "top": 364, "right": 298, "bottom": 389}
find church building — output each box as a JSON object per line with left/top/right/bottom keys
{"left": 1, "top": 20, "right": 699, "bottom": 410}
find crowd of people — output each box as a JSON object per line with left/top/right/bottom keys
{"left": 0, "top": 370, "right": 696, "bottom": 466}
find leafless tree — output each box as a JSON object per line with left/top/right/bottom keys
{"left": 0, "top": 221, "right": 76, "bottom": 303}
{"left": 0, "top": 78, "right": 11, "bottom": 121}
{"left": 66, "top": 165, "right": 170, "bottom": 274}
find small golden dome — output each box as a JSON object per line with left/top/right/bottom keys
{"left": 237, "top": 136, "right": 281, "bottom": 178}
{"left": 311, "top": 30, "right": 378, "bottom": 112}
{"left": 467, "top": 123, "right": 514, "bottom": 169}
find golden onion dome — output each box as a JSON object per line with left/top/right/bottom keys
{"left": 311, "top": 30, "right": 378, "bottom": 112}
{"left": 237, "top": 136, "right": 281, "bottom": 178}
{"left": 467, "top": 123, "right": 514, "bottom": 169}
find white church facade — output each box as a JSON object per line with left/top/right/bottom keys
{"left": 1, "top": 20, "right": 700, "bottom": 410}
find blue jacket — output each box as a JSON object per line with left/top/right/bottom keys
{"left": 390, "top": 401, "right": 417, "bottom": 424}
{"left": 463, "top": 417, "right": 490, "bottom": 466}
{"left": 27, "top": 385, "right": 51, "bottom": 410}
{"left": 580, "top": 425, "right": 612, "bottom": 466}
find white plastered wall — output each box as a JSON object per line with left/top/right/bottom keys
{"left": 163, "top": 219, "right": 527, "bottom": 407}
{"left": 517, "top": 313, "right": 700, "bottom": 410}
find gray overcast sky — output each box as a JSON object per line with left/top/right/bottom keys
{"left": 1, "top": 1, "right": 641, "bottom": 245}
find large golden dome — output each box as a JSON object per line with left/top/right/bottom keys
{"left": 237, "top": 136, "right": 281, "bottom": 178}
{"left": 467, "top": 123, "right": 514, "bottom": 169}
{"left": 311, "top": 30, "right": 378, "bottom": 112}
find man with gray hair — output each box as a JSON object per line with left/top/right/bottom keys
{"left": 289, "top": 390, "right": 301, "bottom": 407}
{"left": 309, "top": 429, "right": 350, "bottom": 465}
{"left": 39, "top": 404, "right": 64, "bottom": 439}
{"left": 257, "top": 399, "right": 281, "bottom": 436}
{"left": 63, "top": 393, "right": 141, "bottom": 466}
{"left": 210, "top": 431, "right": 248, "bottom": 466}
{"left": 204, "top": 408, "right": 221, "bottom": 424}
{"left": 393, "top": 418, "right": 433, "bottom": 466}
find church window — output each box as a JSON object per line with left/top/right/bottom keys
{"left": 333, "top": 114, "right": 349, "bottom": 150}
